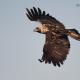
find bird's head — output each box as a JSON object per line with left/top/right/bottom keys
{"left": 33, "top": 24, "right": 49, "bottom": 34}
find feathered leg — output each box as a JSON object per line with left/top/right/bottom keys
{"left": 66, "top": 29, "right": 80, "bottom": 41}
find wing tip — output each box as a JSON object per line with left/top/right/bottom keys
{"left": 26, "top": 7, "right": 56, "bottom": 23}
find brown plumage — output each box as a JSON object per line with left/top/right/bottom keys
{"left": 26, "top": 7, "right": 80, "bottom": 67}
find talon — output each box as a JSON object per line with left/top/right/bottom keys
{"left": 38, "top": 59, "right": 44, "bottom": 62}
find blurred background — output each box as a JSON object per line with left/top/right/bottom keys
{"left": 0, "top": 0, "right": 80, "bottom": 80}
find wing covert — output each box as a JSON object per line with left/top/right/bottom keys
{"left": 40, "top": 33, "right": 70, "bottom": 67}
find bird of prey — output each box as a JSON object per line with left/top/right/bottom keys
{"left": 26, "top": 7, "right": 80, "bottom": 67}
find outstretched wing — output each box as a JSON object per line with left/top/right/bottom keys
{"left": 40, "top": 33, "right": 70, "bottom": 67}
{"left": 26, "top": 7, "right": 65, "bottom": 28}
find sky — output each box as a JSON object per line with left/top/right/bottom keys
{"left": 0, "top": 0, "right": 80, "bottom": 80}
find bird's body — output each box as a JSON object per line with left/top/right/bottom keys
{"left": 26, "top": 7, "right": 80, "bottom": 67}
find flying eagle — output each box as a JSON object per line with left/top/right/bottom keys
{"left": 26, "top": 7, "right": 80, "bottom": 67}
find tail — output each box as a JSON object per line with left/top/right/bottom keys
{"left": 66, "top": 29, "right": 80, "bottom": 41}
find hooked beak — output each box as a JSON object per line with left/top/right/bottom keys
{"left": 33, "top": 26, "right": 49, "bottom": 33}
{"left": 33, "top": 28, "right": 38, "bottom": 32}
{"left": 33, "top": 27, "right": 40, "bottom": 32}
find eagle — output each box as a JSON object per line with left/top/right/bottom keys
{"left": 26, "top": 7, "right": 80, "bottom": 67}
